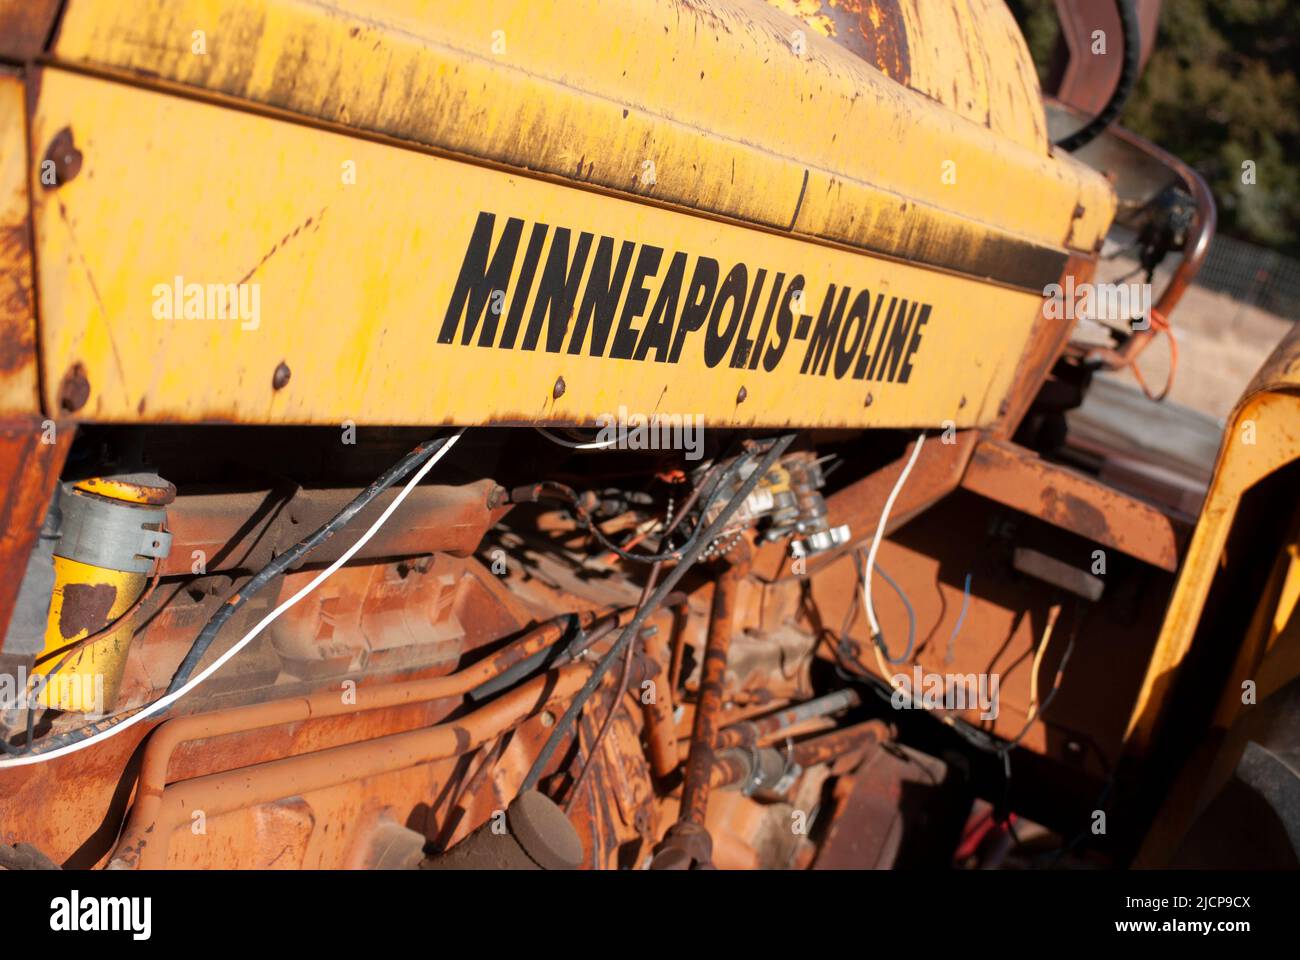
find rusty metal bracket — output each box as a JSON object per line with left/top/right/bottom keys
{"left": 960, "top": 437, "right": 1188, "bottom": 572}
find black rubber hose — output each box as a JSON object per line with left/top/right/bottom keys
{"left": 1052, "top": 0, "right": 1141, "bottom": 152}
{"left": 165, "top": 432, "right": 458, "bottom": 695}
{"left": 519, "top": 433, "right": 797, "bottom": 793}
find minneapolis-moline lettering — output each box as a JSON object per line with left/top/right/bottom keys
{"left": 439, "top": 211, "right": 932, "bottom": 383}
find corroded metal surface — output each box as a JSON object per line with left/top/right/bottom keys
{"left": 961, "top": 438, "right": 1187, "bottom": 572}
{"left": 0, "top": 421, "right": 73, "bottom": 642}
{"left": 0, "top": 70, "right": 38, "bottom": 416}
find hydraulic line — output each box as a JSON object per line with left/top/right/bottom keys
{"left": 114, "top": 663, "right": 591, "bottom": 869}
{"left": 714, "top": 688, "right": 862, "bottom": 749}
{"left": 519, "top": 433, "right": 797, "bottom": 794}
{"left": 563, "top": 462, "right": 715, "bottom": 807}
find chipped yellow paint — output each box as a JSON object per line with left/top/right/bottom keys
{"left": 32, "top": 70, "right": 1048, "bottom": 429}
{"left": 31, "top": 556, "right": 145, "bottom": 712}
{"left": 767, "top": 0, "right": 1048, "bottom": 148}
{"left": 1125, "top": 361, "right": 1300, "bottom": 752}
{"left": 50, "top": 0, "right": 1114, "bottom": 280}
{"left": 0, "top": 69, "right": 39, "bottom": 415}
{"left": 767, "top": 0, "right": 840, "bottom": 43}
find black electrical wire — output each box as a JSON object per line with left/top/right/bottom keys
{"left": 165, "top": 432, "right": 459, "bottom": 695}
{"left": 1052, "top": 0, "right": 1141, "bottom": 152}
{"left": 586, "top": 455, "right": 753, "bottom": 564}
{"left": 519, "top": 433, "right": 797, "bottom": 794}
{"left": 519, "top": 453, "right": 754, "bottom": 565}
{"left": 15, "top": 707, "right": 141, "bottom": 756}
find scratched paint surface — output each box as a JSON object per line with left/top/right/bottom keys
{"left": 1126, "top": 380, "right": 1300, "bottom": 752}
{"left": 0, "top": 71, "right": 38, "bottom": 415}
{"left": 32, "top": 70, "right": 1043, "bottom": 428}
{"left": 52, "top": 0, "right": 1115, "bottom": 284}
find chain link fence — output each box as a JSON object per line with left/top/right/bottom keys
{"left": 1196, "top": 234, "right": 1300, "bottom": 321}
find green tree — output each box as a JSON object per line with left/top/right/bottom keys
{"left": 1011, "top": 0, "right": 1300, "bottom": 255}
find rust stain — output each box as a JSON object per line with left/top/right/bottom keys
{"left": 57, "top": 362, "right": 90, "bottom": 413}
{"left": 1039, "top": 485, "right": 1110, "bottom": 543}
{"left": 58, "top": 581, "right": 118, "bottom": 640}
{"left": 41, "top": 127, "right": 83, "bottom": 189}
{"left": 767, "top": 0, "right": 911, "bottom": 84}
{"left": 0, "top": 222, "right": 35, "bottom": 376}
{"left": 237, "top": 207, "right": 327, "bottom": 286}
{"left": 961, "top": 438, "right": 1182, "bottom": 572}
{"left": 0, "top": 0, "right": 62, "bottom": 61}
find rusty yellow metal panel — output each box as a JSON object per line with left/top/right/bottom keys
{"left": 32, "top": 69, "right": 1046, "bottom": 428}
{"left": 0, "top": 69, "right": 39, "bottom": 415}
{"left": 50, "top": 0, "right": 1115, "bottom": 288}
{"left": 766, "top": 0, "right": 1051, "bottom": 152}
{"left": 1125, "top": 328, "right": 1300, "bottom": 752}
{"left": 0, "top": 0, "right": 61, "bottom": 62}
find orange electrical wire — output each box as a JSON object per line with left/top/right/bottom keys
{"left": 1125, "top": 307, "right": 1178, "bottom": 402}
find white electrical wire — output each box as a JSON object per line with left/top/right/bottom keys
{"left": 0, "top": 430, "right": 464, "bottom": 769}
{"left": 862, "top": 432, "right": 926, "bottom": 673}
{"left": 533, "top": 426, "right": 617, "bottom": 450}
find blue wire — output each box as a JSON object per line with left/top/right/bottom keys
{"left": 873, "top": 561, "right": 916, "bottom": 665}
{"left": 945, "top": 572, "right": 973, "bottom": 664}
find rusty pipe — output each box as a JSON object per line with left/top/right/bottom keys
{"left": 110, "top": 614, "right": 599, "bottom": 867}
{"left": 640, "top": 625, "right": 678, "bottom": 779}
{"left": 113, "top": 664, "right": 591, "bottom": 869}
{"left": 710, "top": 719, "right": 891, "bottom": 792}
{"left": 714, "top": 688, "right": 861, "bottom": 750}
{"left": 677, "top": 542, "right": 750, "bottom": 828}
{"left": 791, "top": 719, "right": 891, "bottom": 767}
{"left": 469, "top": 609, "right": 628, "bottom": 700}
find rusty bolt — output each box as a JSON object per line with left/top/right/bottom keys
{"left": 959, "top": 395, "right": 967, "bottom": 409}
{"left": 864, "top": 392, "right": 874, "bottom": 407}
{"left": 736, "top": 385, "right": 747, "bottom": 404}
{"left": 272, "top": 362, "right": 292, "bottom": 390}
{"left": 552, "top": 376, "right": 566, "bottom": 399}
{"left": 43, "top": 128, "right": 83, "bottom": 189}
{"left": 58, "top": 363, "right": 90, "bottom": 413}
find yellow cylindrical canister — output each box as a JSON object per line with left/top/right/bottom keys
{"left": 33, "top": 558, "right": 147, "bottom": 712}
{"left": 30, "top": 474, "right": 174, "bottom": 713}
